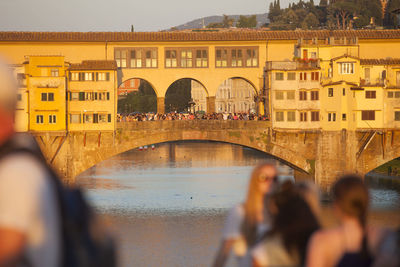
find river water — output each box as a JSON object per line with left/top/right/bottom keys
{"left": 77, "top": 141, "right": 400, "bottom": 267}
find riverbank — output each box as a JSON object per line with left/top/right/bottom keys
{"left": 366, "top": 171, "right": 400, "bottom": 190}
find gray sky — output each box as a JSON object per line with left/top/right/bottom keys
{"left": 0, "top": 0, "right": 296, "bottom": 32}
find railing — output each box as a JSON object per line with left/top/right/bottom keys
{"left": 117, "top": 120, "right": 271, "bottom": 131}
{"left": 265, "top": 60, "right": 320, "bottom": 71}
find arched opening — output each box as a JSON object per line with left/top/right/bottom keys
{"left": 117, "top": 78, "right": 157, "bottom": 114}
{"left": 215, "top": 77, "right": 257, "bottom": 113}
{"left": 165, "top": 78, "right": 208, "bottom": 113}
{"left": 366, "top": 156, "right": 400, "bottom": 190}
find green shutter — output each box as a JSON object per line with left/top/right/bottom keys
{"left": 106, "top": 72, "right": 110, "bottom": 81}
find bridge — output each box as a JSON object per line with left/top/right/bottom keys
{"left": 33, "top": 121, "right": 400, "bottom": 192}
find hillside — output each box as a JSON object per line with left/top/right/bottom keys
{"left": 170, "top": 13, "right": 269, "bottom": 30}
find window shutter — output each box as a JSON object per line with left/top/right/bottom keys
{"left": 107, "top": 92, "right": 110, "bottom": 100}
{"left": 106, "top": 72, "right": 110, "bottom": 81}
{"left": 108, "top": 114, "right": 111, "bottom": 122}
{"left": 96, "top": 72, "right": 98, "bottom": 81}
{"left": 92, "top": 72, "right": 95, "bottom": 81}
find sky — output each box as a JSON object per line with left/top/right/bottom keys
{"left": 0, "top": 0, "right": 297, "bottom": 32}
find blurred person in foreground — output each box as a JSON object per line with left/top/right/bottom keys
{"left": 251, "top": 181, "right": 321, "bottom": 267}
{"left": 212, "top": 163, "right": 278, "bottom": 267}
{"left": 0, "top": 60, "right": 61, "bottom": 267}
{"left": 306, "top": 174, "right": 387, "bottom": 267}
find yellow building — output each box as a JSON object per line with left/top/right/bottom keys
{"left": 67, "top": 60, "right": 118, "bottom": 131}
{"left": 24, "top": 56, "right": 67, "bottom": 132}
{"left": 12, "top": 64, "right": 29, "bottom": 132}
{"left": 267, "top": 60, "right": 321, "bottom": 129}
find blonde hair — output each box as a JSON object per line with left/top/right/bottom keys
{"left": 241, "top": 162, "right": 276, "bottom": 245}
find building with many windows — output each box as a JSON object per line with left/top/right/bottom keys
{"left": 67, "top": 60, "right": 118, "bottom": 131}
{"left": 24, "top": 56, "right": 67, "bottom": 132}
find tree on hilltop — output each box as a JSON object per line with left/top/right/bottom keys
{"left": 237, "top": 15, "right": 258, "bottom": 28}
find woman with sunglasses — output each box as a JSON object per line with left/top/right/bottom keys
{"left": 212, "top": 163, "right": 278, "bottom": 267}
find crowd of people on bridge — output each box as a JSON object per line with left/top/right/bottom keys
{"left": 0, "top": 57, "right": 399, "bottom": 267}
{"left": 117, "top": 112, "right": 269, "bottom": 122}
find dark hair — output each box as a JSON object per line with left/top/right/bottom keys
{"left": 333, "top": 174, "right": 370, "bottom": 259}
{"left": 264, "top": 181, "right": 320, "bottom": 265}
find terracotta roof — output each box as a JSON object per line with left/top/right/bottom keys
{"left": 322, "top": 81, "right": 359, "bottom": 87}
{"left": 331, "top": 55, "right": 360, "bottom": 61}
{"left": 69, "top": 60, "right": 117, "bottom": 70}
{"left": 360, "top": 59, "right": 400, "bottom": 65}
{"left": 1, "top": 30, "right": 400, "bottom": 42}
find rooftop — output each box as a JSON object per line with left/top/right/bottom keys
{"left": 69, "top": 60, "right": 117, "bottom": 70}
{"left": 1, "top": 30, "right": 400, "bottom": 42}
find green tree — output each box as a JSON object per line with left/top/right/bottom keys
{"left": 268, "top": 0, "right": 282, "bottom": 23}
{"left": 237, "top": 15, "right": 258, "bottom": 28}
{"left": 165, "top": 79, "right": 192, "bottom": 112}
{"left": 327, "top": 0, "right": 358, "bottom": 29}
{"left": 222, "top": 14, "right": 235, "bottom": 28}
{"left": 302, "top": 12, "right": 320, "bottom": 29}
{"left": 385, "top": 0, "right": 400, "bottom": 28}
{"left": 118, "top": 80, "right": 157, "bottom": 113}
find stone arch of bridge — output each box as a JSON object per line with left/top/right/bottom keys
{"left": 117, "top": 77, "right": 159, "bottom": 96}
{"left": 215, "top": 75, "right": 260, "bottom": 96}
{"left": 361, "top": 144, "right": 400, "bottom": 175}
{"left": 164, "top": 77, "right": 209, "bottom": 98}
{"left": 70, "top": 125, "right": 312, "bottom": 179}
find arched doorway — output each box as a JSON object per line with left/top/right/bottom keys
{"left": 165, "top": 78, "right": 208, "bottom": 113}
{"left": 215, "top": 78, "right": 257, "bottom": 113}
{"left": 117, "top": 78, "right": 157, "bottom": 114}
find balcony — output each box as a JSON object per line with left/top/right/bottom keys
{"left": 265, "top": 60, "right": 320, "bottom": 71}
{"left": 360, "top": 78, "right": 385, "bottom": 87}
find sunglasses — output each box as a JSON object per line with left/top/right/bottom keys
{"left": 258, "top": 175, "right": 278, "bottom": 183}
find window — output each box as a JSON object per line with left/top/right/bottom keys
{"left": 79, "top": 92, "right": 85, "bottom": 101}
{"left": 180, "top": 50, "right": 193, "bottom": 68}
{"left": 17, "top": 94, "right": 22, "bottom": 101}
{"left": 49, "top": 115, "right": 56, "bottom": 124}
{"left": 71, "top": 72, "right": 79, "bottom": 81}
{"left": 231, "top": 49, "right": 243, "bottom": 67}
{"left": 97, "top": 72, "right": 109, "bottom": 81}
{"left": 146, "top": 50, "right": 157, "bottom": 68}
{"left": 339, "top": 62, "right": 355, "bottom": 74}
{"left": 311, "top": 72, "right": 319, "bottom": 81}
{"left": 275, "top": 91, "right": 284, "bottom": 100}
{"left": 41, "top": 93, "right": 47, "bottom": 101}
{"left": 328, "top": 112, "right": 336, "bottom": 122}
{"left": 48, "top": 93, "right": 54, "bottom": 101}
{"left": 275, "top": 73, "right": 284, "bottom": 81}
{"left": 115, "top": 50, "right": 127, "bottom": 68}
{"left": 85, "top": 92, "right": 93, "bottom": 101}
{"left": 275, "top": 112, "right": 284, "bottom": 122}
{"left": 51, "top": 69, "right": 59, "bottom": 77}
{"left": 388, "top": 91, "right": 394, "bottom": 98}
{"left": 395, "top": 111, "right": 400, "bottom": 121}
{"left": 343, "top": 88, "right": 346, "bottom": 96}
{"left": 299, "top": 91, "right": 307, "bottom": 101}
{"left": 130, "top": 50, "right": 142, "bottom": 68}
{"left": 108, "top": 114, "right": 112, "bottom": 122}
{"left": 328, "top": 88, "right": 334, "bottom": 97}
{"left": 99, "top": 114, "right": 108, "bottom": 123}
{"left": 300, "top": 112, "right": 307, "bottom": 122}
{"left": 342, "top": 113, "right": 347, "bottom": 121}
{"left": 246, "top": 49, "right": 258, "bottom": 66}
{"left": 300, "top": 72, "right": 307, "bottom": 81}
{"left": 216, "top": 49, "right": 228, "bottom": 67}
{"left": 366, "top": 91, "right": 376, "bottom": 99}
{"left": 196, "top": 50, "right": 208, "bottom": 67}
{"left": 84, "top": 114, "right": 93, "bottom": 123}
{"left": 396, "top": 92, "right": 400, "bottom": 98}
{"left": 70, "top": 114, "right": 81, "bottom": 124}
{"left": 310, "top": 52, "right": 317, "bottom": 59}
{"left": 287, "top": 91, "right": 295, "bottom": 100}
{"left": 165, "top": 50, "right": 177, "bottom": 68}
{"left": 287, "top": 72, "right": 296, "bottom": 80}
{"left": 365, "top": 68, "right": 370, "bottom": 83}
{"left": 36, "top": 115, "right": 44, "bottom": 124}
{"left": 397, "top": 71, "right": 400, "bottom": 86}
{"left": 311, "top": 91, "right": 319, "bottom": 100}
{"left": 84, "top": 72, "right": 93, "bottom": 81}
{"left": 362, "top": 110, "right": 375, "bottom": 120}
{"left": 311, "top": 111, "right": 319, "bottom": 121}
{"left": 287, "top": 111, "right": 295, "bottom": 122}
